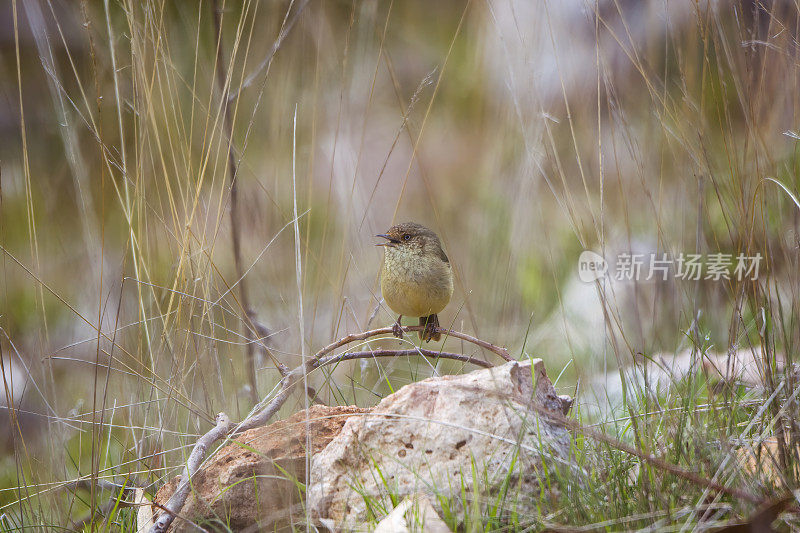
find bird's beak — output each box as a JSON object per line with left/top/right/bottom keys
{"left": 375, "top": 234, "right": 398, "bottom": 247}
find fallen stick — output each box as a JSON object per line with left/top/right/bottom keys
{"left": 148, "top": 327, "right": 500, "bottom": 532}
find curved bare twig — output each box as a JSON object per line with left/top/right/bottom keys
{"left": 312, "top": 325, "right": 513, "bottom": 363}
{"left": 314, "top": 349, "right": 493, "bottom": 369}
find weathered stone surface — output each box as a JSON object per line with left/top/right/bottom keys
{"left": 153, "top": 404, "right": 369, "bottom": 532}
{"left": 308, "top": 359, "right": 573, "bottom": 527}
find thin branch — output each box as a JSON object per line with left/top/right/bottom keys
{"left": 311, "top": 325, "right": 513, "bottom": 363}
{"left": 314, "top": 349, "right": 493, "bottom": 370}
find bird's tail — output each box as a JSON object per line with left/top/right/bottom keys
{"left": 419, "top": 314, "right": 441, "bottom": 342}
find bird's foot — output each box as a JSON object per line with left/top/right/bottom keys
{"left": 392, "top": 317, "right": 404, "bottom": 339}
{"left": 421, "top": 323, "right": 435, "bottom": 342}
{"left": 420, "top": 314, "right": 441, "bottom": 342}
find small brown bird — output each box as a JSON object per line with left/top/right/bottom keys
{"left": 376, "top": 222, "right": 454, "bottom": 341}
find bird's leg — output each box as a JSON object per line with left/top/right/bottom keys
{"left": 419, "top": 314, "right": 441, "bottom": 342}
{"left": 392, "top": 315, "right": 404, "bottom": 338}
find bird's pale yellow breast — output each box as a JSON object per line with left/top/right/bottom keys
{"left": 380, "top": 244, "right": 453, "bottom": 318}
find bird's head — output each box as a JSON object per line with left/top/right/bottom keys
{"left": 376, "top": 222, "right": 448, "bottom": 262}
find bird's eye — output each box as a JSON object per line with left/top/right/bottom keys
{"left": 402, "top": 234, "right": 411, "bottom": 241}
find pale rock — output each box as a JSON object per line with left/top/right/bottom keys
{"left": 135, "top": 488, "right": 154, "bottom": 531}
{"left": 308, "top": 359, "right": 573, "bottom": 527}
{"left": 373, "top": 493, "right": 451, "bottom": 533}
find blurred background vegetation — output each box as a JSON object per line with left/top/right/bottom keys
{"left": 0, "top": 0, "right": 799, "bottom": 530}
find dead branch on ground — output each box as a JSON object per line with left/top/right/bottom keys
{"left": 148, "top": 324, "right": 504, "bottom": 532}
